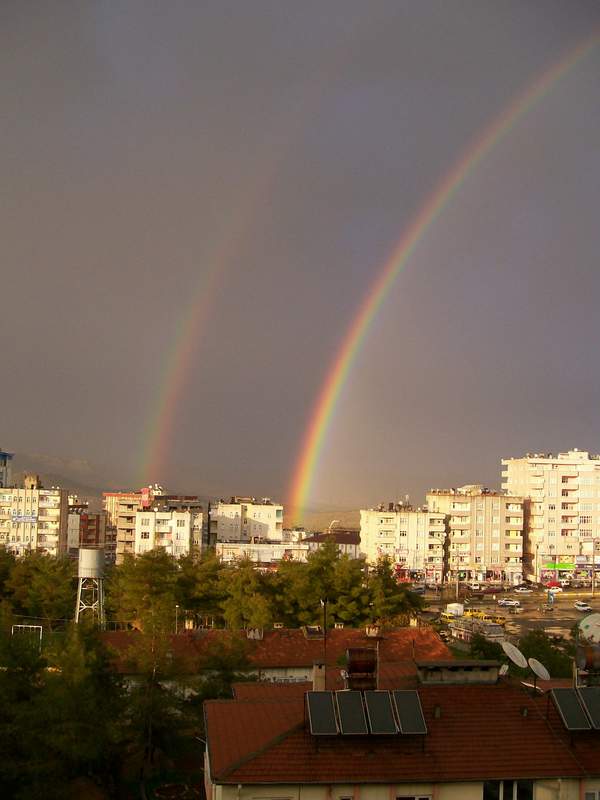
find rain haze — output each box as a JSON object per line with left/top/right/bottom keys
{"left": 1, "top": 1, "right": 599, "bottom": 512}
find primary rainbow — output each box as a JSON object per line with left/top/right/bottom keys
{"left": 287, "top": 33, "right": 599, "bottom": 522}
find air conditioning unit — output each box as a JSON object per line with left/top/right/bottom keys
{"left": 273, "top": 622, "right": 284, "bottom": 629}
{"left": 334, "top": 622, "right": 344, "bottom": 629}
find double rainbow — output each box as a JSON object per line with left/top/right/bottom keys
{"left": 287, "top": 33, "right": 599, "bottom": 523}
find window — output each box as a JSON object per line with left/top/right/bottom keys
{"left": 483, "top": 780, "right": 533, "bottom": 800}
{"left": 141, "top": 517, "right": 150, "bottom": 525}
{"left": 177, "top": 519, "right": 186, "bottom": 527}
{"left": 396, "top": 796, "right": 431, "bottom": 800}
{"left": 140, "top": 532, "right": 150, "bottom": 540}
{"left": 548, "top": 504, "right": 556, "bottom": 510}
{"left": 584, "top": 792, "right": 599, "bottom": 800}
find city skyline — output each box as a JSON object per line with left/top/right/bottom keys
{"left": 2, "top": 2, "right": 600, "bottom": 512}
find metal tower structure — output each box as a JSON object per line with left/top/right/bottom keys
{"left": 75, "top": 548, "right": 105, "bottom": 628}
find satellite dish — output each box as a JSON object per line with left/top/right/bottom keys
{"left": 528, "top": 658, "right": 550, "bottom": 681}
{"left": 579, "top": 613, "right": 600, "bottom": 644}
{"left": 502, "top": 641, "right": 527, "bottom": 669}
{"left": 499, "top": 664, "right": 509, "bottom": 676}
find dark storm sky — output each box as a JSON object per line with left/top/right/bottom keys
{"left": 2, "top": 1, "right": 599, "bottom": 508}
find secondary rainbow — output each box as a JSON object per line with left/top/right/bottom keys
{"left": 287, "top": 32, "right": 600, "bottom": 522}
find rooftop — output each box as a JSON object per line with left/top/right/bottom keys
{"left": 102, "top": 626, "right": 451, "bottom": 674}
{"left": 205, "top": 683, "right": 600, "bottom": 784}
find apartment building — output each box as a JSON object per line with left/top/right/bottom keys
{"left": 0, "top": 473, "right": 68, "bottom": 557}
{"left": 426, "top": 485, "right": 524, "bottom": 584}
{"left": 67, "top": 507, "right": 107, "bottom": 552}
{"left": 502, "top": 449, "right": 600, "bottom": 580}
{"left": 134, "top": 508, "right": 203, "bottom": 558}
{"left": 103, "top": 485, "right": 202, "bottom": 563}
{"left": 360, "top": 502, "right": 446, "bottom": 582}
{"left": 0, "top": 447, "right": 13, "bottom": 488}
{"left": 210, "top": 497, "right": 283, "bottom": 543}
{"left": 215, "top": 539, "right": 310, "bottom": 565}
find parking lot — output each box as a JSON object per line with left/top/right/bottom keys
{"left": 426, "top": 586, "right": 600, "bottom": 640}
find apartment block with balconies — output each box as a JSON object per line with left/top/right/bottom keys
{"left": 0, "top": 474, "right": 68, "bottom": 557}
{"left": 360, "top": 502, "right": 447, "bottom": 582}
{"left": 501, "top": 449, "right": 600, "bottom": 580}
{"left": 426, "top": 485, "right": 524, "bottom": 584}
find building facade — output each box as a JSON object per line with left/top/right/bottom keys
{"left": 360, "top": 502, "right": 446, "bottom": 582}
{"left": 0, "top": 474, "right": 68, "bottom": 556}
{"left": 502, "top": 449, "right": 600, "bottom": 581}
{"left": 426, "top": 485, "right": 524, "bottom": 584}
{"left": 210, "top": 497, "right": 283, "bottom": 543}
{"left": 215, "top": 539, "right": 310, "bottom": 566}
{"left": 67, "top": 510, "right": 107, "bottom": 552}
{"left": 104, "top": 485, "right": 202, "bottom": 563}
{"left": 0, "top": 447, "right": 13, "bottom": 488}
{"left": 134, "top": 508, "right": 203, "bottom": 558}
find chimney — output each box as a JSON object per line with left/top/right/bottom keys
{"left": 312, "top": 661, "right": 326, "bottom": 691}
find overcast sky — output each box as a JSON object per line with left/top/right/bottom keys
{"left": 2, "top": 1, "right": 599, "bottom": 509}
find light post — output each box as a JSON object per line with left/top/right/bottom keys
{"left": 535, "top": 544, "right": 539, "bottom": 584}
{"left": 175, "top": 604, "right": 179, "bottom": 635}
{"left": 320, "top": 598, "right": 328, "bottom": 686}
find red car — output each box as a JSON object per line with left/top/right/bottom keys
{"left": 545, "top": 581, "right": 561, "bottom": 589}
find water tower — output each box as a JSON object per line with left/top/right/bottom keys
{"left": 75, "top": 548, "right": 105, "bottom": 628}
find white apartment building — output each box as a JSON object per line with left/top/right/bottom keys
{"left": 216, "top": 540, "right": 310, "bottom": 565}
{"left": 134, "top": 509, "right": 203, "bottom": 558}
{"left": 502, "top": 449, "right": 600, "bottom": 580}
{"left": 0, "top": 474, "right": 68, "bottom": 557}
{"left": 360, "top": 502, "right": 446, "bottom": 582}
{"left": 426, "top": 485, "right": 523, "bottom": 584}
{"left": 210, "top": 497, "right": 283, "bottom": 543}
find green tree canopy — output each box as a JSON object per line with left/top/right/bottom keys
{"left": 6, "top": 552, "right": 74, "bottom": 626}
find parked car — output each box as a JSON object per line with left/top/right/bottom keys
{"left": 574, "top": 601, "right": 593, "bottom": 612}
{"left": 548, "top": 586, "right": 563, "bottom": 594}
{"left": 514, "top": 587, "right": 533, "bottom": 594}
{"left": 545, "top": 581, "right": 561, "bottom": 588}
{"left": 498, "top": 598, "right": 520, "bottom": 607}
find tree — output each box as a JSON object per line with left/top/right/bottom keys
{"left": 219, "top": 559, "right": 273, "bottom": 630}
{"left": 0, "top": 622, "right": 125, "bottom": 799}
{"left": 329, "top": 556, "right": 371, "bottom": 626}
{"left": 470, "top": 633, "right": 504, "bottom": 661}
{"left": 0, "top": 547, "right": 15, "bottom": 599}
{"left": 181, "top": 551, "right": 226, "bottom": 623}
{"left": 6, "top": 552, "right": 74, "bottom": 626}
{"left": 518, "top": 629, "right": 572, "bottom": 678}
{"left": 106, "top": 549, "right": 178, "bottom": 628}
{"left": 368, "top": 557, "right": 424, "bottom": 624}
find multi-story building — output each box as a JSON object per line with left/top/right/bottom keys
{"left": 134, "top": 508, "right": 203, "bottom": 558}
{"left": 103, "top": 485, "right": 202, "bottom": 563}
{"left": 0, "top": 473, "right": 68, "bottom": 557}
{"left": 360, "top": 502, "right": 446, "bottom": 582}
{"left": 303, "top": 529, "right": 361, "bottom": 559}
{"left": 210, "top": 497, "right": 283, "bottom": 543}
{"left": 0, "top": 447, "right": 13, "bottom": 488}
{"left": 426, "top": 485, "right": 524, "bottom": 584}
{"left": 215, "top": 539, "right": 310, "bottom": 566}
{"left": 67, "top": 503, "right": 107, "bottom": 553}
{"left": 502, "top": 449, "right": 600, "bottom": 581}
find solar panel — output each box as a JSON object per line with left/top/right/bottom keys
{"left": 551, "top": 688, "right": 591, "bottom": 731}
{"left": 364, "top": 690, "right": 398, "bottom": 734}
{"left": 578, "top": 687, "right": 600, "bottom": 730}
{"left": 306, "top": 691, "right": 338, "bottom": 735}
{"left": 335, "top": 691, "right": 368, "bottom": 735}
{"left": 393, "top": 690, "right": 427, "bottom": 735}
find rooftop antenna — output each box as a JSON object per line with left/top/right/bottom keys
{"left": 528, "top": 657, "right": 550, "bottom": 692}
{"left": 502, "top": 641, "right": 527, "bottom": 669}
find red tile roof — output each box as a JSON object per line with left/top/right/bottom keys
{"left": 205, "top": 683, "right": 600, "bottom": 784}
{"left": 102, "top": 626, "right": 450, "bottom": 673}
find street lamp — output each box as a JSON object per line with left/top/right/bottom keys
{"left": 320, "top": 598, "right": 328, "bottom": 686}
{"left": 175, "top": 604, "right": 180, "bottom": 635}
